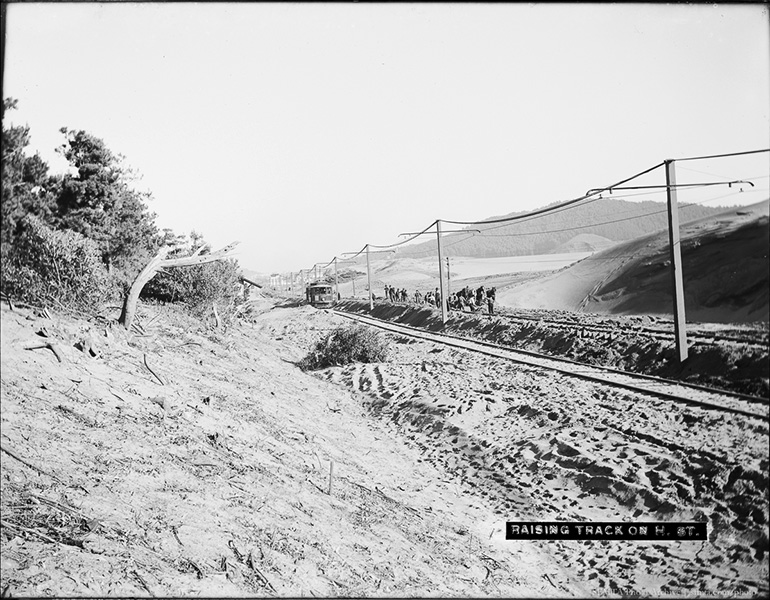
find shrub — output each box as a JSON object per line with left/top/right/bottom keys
{"left": 1, "top": 215, "right": 116, "bottom": 312}
{"left": 142, "top": 257, "right": 243, "bottom": 322}
{"left": 299, "top": 324, "right": 390, "bottom": 370}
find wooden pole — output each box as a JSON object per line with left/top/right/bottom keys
{"left": 436, "top": 220, "right": 447, "bottom": 324}
{"left": 446, "top": 256, "right": 451, "bottom": 298}
{"left": 334, "top": 257, "right": 339, "bottom": 301}
{"left": 366, "top": 245, "right": 373, "bottom": 311}
{"left": 665, "top": 159, "right": 688, "bottom": 362}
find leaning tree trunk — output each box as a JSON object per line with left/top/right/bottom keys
{"left": 119, "top": 242, "right": 239, "bottom": 331}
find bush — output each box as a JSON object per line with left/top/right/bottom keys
{"left": 299, "top": 324, "right": 390, "bottom": 370}
{"left": 142, "top": 257, "right": 243, "bottom": 323}
{"left": 1, "top": 215, "right": 117, "bottom": 312}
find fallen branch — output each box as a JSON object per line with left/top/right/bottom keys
{"left": 132, "top": 570, "right": 154, "bottom": 596}
{"left": 185, "top": 558, "right": 204, "bottom": 579}
{"left": 171, "top": 525, "right": 184, "bottom": 546}
{"left": 0, "top": 292, "right": 14, "bottom": 311}
{"left": 1, "top": 519, "right": 59, "bottom": 544}
{"left": 109, "top": 388, "right": 127, "bottom": 402}
{"left": 143, "top": 354, "right": 165, "bottom": 386}
{"left": 247, "top": 550, "right": 277, "bottom": 594}
{"left": 25, "top": 342, "right": 63, "bottom": 363}
{"left": 31, "top": 494, "right": 97, "bottom": 533}
{"left": 1, "top": 444, "right": 65, "bottom": 485}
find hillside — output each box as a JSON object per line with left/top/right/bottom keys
{"left": 496, "top": 199, "right": 770, "bottom": 323}
{"left": 399, "top": 199, "right": 728, "bottom": 258}
{"left": 551, "top": 233, "right": 617, "bottom": 254}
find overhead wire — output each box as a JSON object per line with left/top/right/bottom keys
{"left": 438, "top": 186, "right": 759, "bottom": 251}
{"left": 315, "top": 153, "right": 766, "bottom": 273}
{"left": 674, "top": 149, "right": 770, "bottom": 162}
{"left": 369, "top": 219, "right": 438, "bottom": 250}
{"left": 441, "top": 160, "right": 666, "bottom": 227}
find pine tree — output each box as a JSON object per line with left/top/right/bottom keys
{"left": 54, "top": 127, "right": 159, "bottom": 284}
{"left": 1, "top": 98, "right": 57, "bottom": 247}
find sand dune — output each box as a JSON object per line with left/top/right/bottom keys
{"left": 497, "top": 200, "right": 770, "bottom": 323}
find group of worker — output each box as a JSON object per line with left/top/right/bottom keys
{"left": 381, "top": 283, "right": 497, "bottom": 315}
{"left": 448, "top": 285, "right": 497, "bottom": 315}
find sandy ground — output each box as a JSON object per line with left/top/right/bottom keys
{"left": 0, "top": 299, "right": 565, "bottom": 597}
{"left": 2, "top": 296, "right": 768, "bottom": 597}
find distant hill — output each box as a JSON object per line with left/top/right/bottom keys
{"left": 399, "top": 199, "right": 728, "bottom": 258}
{"left": 552, "top": 233, "right": 617, "bottom": 254}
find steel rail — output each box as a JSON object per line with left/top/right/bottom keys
{"left": 331, "top": 309, "right": 769, "bottom": 421}
{"left": 487, "top": 312, "right": 768, "bottom": 348}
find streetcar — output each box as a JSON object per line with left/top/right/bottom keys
{"left": 305, "top": 283, "right": 337, "bottom": 308}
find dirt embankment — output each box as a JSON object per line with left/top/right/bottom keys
{"left": 336, "top": 300, "right": 770, "bottom": 398}
{"left": 0, "top": 299, "right": 561, "bottom": 598}
{"left": 2, "top": 297, "right": 768, "bottom": 598}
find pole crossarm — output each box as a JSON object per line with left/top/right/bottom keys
{"left": 399, "top": 229, "right": 481, "bottom": 236}
{"left": 341, "top": 249, "right": 397, "bottom": 256}
{"left": 586, "top": 179, "right": 755, "bottom": 196}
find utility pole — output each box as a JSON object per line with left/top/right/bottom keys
{"left": 446, "top": 256, "right": 451, "bottom": 298}
{"left": 366, "top": 244, "right": 373, "bottom": 311}
{"left": 665, "top": 159, "right": 688, "bottom": 362}
{"left": 334, "top": 257, "right": 339, "bottom": 301}
{"left": 436, "top": 220, "right": 448, "bottom": 324}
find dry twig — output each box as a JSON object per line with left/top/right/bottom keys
{"left": 1, "top": 444, "right": 65, "bottom": 485}
{"left": 1, "top": 519, "right": 59, "bottom": 544}
{"left": 247, "top": 550, "right": 277, "bottom": 594}
{"left": 25, "top": 342, "right": 63, "bottom": 363}
{"left": 143, "top": 353, "right": 165, "bottom": 385}
{"left": 132, "top": 570, "right": 154, "bottom": 596}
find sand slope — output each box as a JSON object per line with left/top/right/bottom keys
{"left": 497, "top": 200, "right": 770, "bottom": 323}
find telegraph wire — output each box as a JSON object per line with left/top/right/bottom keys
{"left": 437, "top": 187, "right": 758, "bottom": 251}
{"left": 310, "top": 153, "right": 766, "bottom": 274}
{"left": 674, "top": 149, "right": 770, "bottom": 162}
{"left": 441, "top": 161, "right": 666, "bottom": 227}
{"left": 369, "top": 219, "right": 438, "bottom": 250}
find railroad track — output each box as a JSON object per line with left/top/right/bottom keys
{"left": 494, "top": 312, "right": 769, "bottom": 347}
{"left": 361, "top": 301, "right": 768, "bottom": 347}
{"left": 332, "top": 309, "right": 769, "bottom": 421}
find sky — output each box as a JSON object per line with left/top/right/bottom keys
{"left": 3, "top": 3, "right": 769, "bottom": 275}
